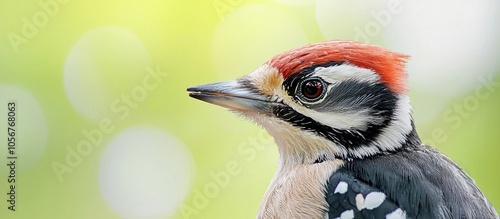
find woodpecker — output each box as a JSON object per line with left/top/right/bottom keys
{"left": 187, "top": 41, "right": 498, "bottom": 219}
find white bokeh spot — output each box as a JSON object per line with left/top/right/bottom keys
{"left": 384, "top": 0, "right": 500, "bottom": 122}
{"left": 385, "top": 0, "right": 500, "bottom": 96}
{"left": 63, "top": 26, "right": 152, "bottom": 121}
{"left": 98, "top": 126, "right": 194, "bottom": 218}
{"left": 0, "top": 85, "right": 48, "bottom": 171}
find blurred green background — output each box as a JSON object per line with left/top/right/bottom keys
{"left": 0, "top": 0, "right": 499, "bottom": 218}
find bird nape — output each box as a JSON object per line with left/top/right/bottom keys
{"left": 187, "top": 40, "right": 498, "bottom": 219}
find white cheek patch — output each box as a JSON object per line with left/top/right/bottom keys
{"left": 280, "top": 85, "right": 377, "bottom": 131}
{"left": 297, "top": 107, "right": 373, "bottom": 130}
{"left": 314, "top": 64, "right": 380, "bottom": 85}
{"left": 280, "top": 97, "right": 373, "bottom": 131}
{"left": 370, "top": 95, "right": 413, "bottom": 151}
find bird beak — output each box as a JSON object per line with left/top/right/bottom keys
{"left": 187, "top": 80, "right": 282, "bottom": 115}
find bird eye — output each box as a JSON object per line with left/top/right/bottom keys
{"left": 300, "top": 78, "right": 326, "bottom": 102}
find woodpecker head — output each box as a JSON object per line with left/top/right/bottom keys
{"left": 188, "top": 41, "right": 416, "bottom": 165}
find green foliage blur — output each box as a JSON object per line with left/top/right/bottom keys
{"left": 0, "top": 0, "right": 498, "bottom": 218}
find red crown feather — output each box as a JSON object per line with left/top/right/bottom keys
{"left": 267, "top": 41, "right": 409, "bottom": 94}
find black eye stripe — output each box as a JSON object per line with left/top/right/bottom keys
{"left": 278, "top": 61, "right": 399, "bottom": 150}
{"left": 271, "top": 92, "right": 396, "bottom": 151}
{"left": 283, "top": 61, "right": 344, "bottom": 103}
{"left": 272, "top": 105, "right": 372, "bottom": 148}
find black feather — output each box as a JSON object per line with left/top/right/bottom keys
{"left": 325, "top": 129, "right": 498, "bottom": 218}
